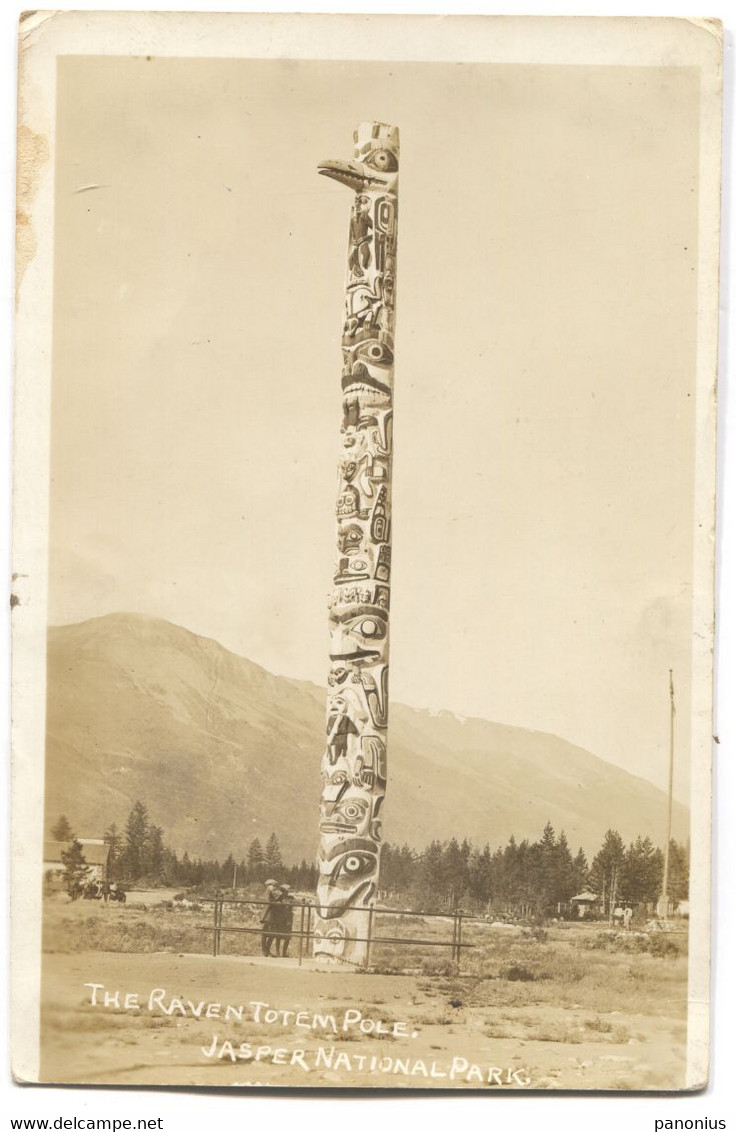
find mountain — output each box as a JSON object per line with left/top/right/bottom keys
{"left": 44, "top": 613, "right": 689, "bottom": 861}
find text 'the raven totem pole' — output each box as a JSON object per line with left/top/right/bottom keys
{"left": 313, "top": 122, "right": 399, "bottom": 964}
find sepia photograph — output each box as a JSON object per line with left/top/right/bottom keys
{"left": 11, "top": 12, "right": 722, "bottom": 1094}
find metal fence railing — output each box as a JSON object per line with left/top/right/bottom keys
{"left": 196, "top": 896, "right": 477, "bottom": 970}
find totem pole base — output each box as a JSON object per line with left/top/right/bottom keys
{"left": 312, "top": 909, "right": 371, "bottom": 967}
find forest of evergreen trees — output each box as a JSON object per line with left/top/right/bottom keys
{"left": 90, "top": 804, "right": 319, "bottom": 892}
{"left": 52, "top": 805, "right": 689, "bottom": 916}
{"left": 378, "top": 826, "right": 688, "bottom": 914}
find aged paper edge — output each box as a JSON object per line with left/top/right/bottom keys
{"left": 685, "top": 32, "right": 722, "bottom": 1091}
{"left": 12, "top": 11, "right": 722, "bottom": 1088}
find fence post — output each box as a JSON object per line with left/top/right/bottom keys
{"left": 212, "top": 898, "right": 218, "bottom": 957}
{"left": 297, "top": 902, "right": 305, "bottom": 967}
{"left": 365, "top": 903, "right": 375, "bottom": 969}
{"left": 450, "top": 913, "right": 458, "bottom": 963}
{"left": 456, "top": 913, "right": 463, "bottom": 969}
{"left": 213, "top": 896, "right": 222, "bottom": 957}
{"left": 305, "top": 903, "right": 313, "bottom": 958}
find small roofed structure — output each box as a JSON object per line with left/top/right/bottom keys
{"left": 570, "top": 890, "right": 600, "bottom": 919}
{"left": 43, "top": 839, "right": 110, "bottom": 890}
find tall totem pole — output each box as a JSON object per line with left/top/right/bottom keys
{"left": 313, "top": 122, "right": 399, "bottom": 964}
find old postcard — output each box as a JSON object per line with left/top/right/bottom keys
{"left": 12, "top": 13, "right": 721, "bottom": 1090}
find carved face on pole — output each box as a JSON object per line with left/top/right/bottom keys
{"left": 314, "top": 122, "right": 398, "bottom": 965}
{"left": 312, "top": 918, "right": 348, "bottom": 960}
{"left": 317, "top": 837, "right": 380, "bottom": 917}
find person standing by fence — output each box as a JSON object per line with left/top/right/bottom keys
{"left": 277, "top": 885, "right": 295, "bottom": 957}
{"left": 260, "top": 879, "right": 282, "bottom": 957}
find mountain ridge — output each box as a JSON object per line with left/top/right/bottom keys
{"left": 44, "top": 612, "right": 689, "bottom": 861}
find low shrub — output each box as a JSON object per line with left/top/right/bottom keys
{"left": 584, "top": 1015, "right": 613, "bottom": 1033}
{"left": 574, "top": 930, "right": 683, "bottom": 957}
{"left": 522, "top": 926, "right": 549, "bottom": 944}
{"left": 502, "top": 964, "right": 537, "bottom": 982}
{"left": 647, "top": 934, "right": 679, "bottom": 959}
{"left": 419, "top": 957, "right": 458, "bottom": 978}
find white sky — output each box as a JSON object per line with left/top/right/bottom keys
{"left": 49, "top": 56, "right": 700, "bottom": 801}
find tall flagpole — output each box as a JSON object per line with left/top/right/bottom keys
{"left": 660, "top": 668, "right": 675, "bottom": 917}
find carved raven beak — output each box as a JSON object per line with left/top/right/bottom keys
{"left": 317, "top": 160, "right": 368, "bottom": 192}
{"left": 318, "top": 159, "right": 397, "bottom": 193}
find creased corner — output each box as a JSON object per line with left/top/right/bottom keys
{"left": 19, "top": 10, "right": 62, "bottom": 47}
{"left": 683, "top": 17, "right": 724, "bottom": 52}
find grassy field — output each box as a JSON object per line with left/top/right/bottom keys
{"left": 39, "top": 894, "right": 690, "bottom": 1091}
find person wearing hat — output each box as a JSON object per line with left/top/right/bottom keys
{"left": 260, "top": 879, "right": 283, "bottom": 957}
{"left": 276, "top": 884, "right": 296, "bottom": 957}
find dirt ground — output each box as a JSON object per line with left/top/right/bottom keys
{"left": 38, "top": 898, "right": 689, "bottom": 1091}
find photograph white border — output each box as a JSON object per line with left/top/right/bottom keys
{"left": 4, "top": 1, "right": 732, "bottom": 1125}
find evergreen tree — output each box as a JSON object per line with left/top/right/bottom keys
{"left": 266, "top": 833, "right": 283, "bottom": 869}
{"left": 571, "top": 847, "right": 589, "bottom": 893}
{"left": 51, "top": 815, "right": 74, "bottom": 842}
{"left": 515, "top": 839, "right": 541, "bottom": 910}
{"left": 397, "top": 844, "right": 418, "bottom": 894}
{"left": 289, "top": 858, "right": 317, "bottom": 890}
{"left": 122, "top": 801, "right": 150, "bottom": 881}
{"left": 180, "top": 850, "right": 193, "bottom": 886}
{"left": 247, "top": 838, "right": 265, "bottom": 882}
{"left": 378, "top": 842, "right": 398, "bottom": 893}
{"left": 536, "top": 821, "right": 558, "bottom": 907}
{"left": 468, "top": 844, "right": 493, "bottom": 906}
{"left": 104, "top": 823, "right": 121, "bottom": 880}
{"left": 553, "top": 830, "right": 577, "bottom": 905}
{"left": 221, "top": 853, "right": 237, "bottom": 887}
{"left": 590, "top": 829, "right": 626, "bottom": 915}
{"left": 419, "top": 841, "right": 446, "bottom": 909}
{"left": 498, "top": 836, "right": 521, "bottom": 904}
{"left": 147, "top": 825, "right": 165, "bottom": 881}
{"left": 60, "top": 839, "right": 89, "bottom": 897}
{"left": 264, "top": 833, "right": 283, "bottom": 876}
{"left": 380, "top": 842, "right": 417, "bottom": 898}
{"left": 621, "top": 836, "right": 661, "bottom": 903}
{"left": 444, "top": 838, "right": 469, "bottom": 909}
{"left": 162, "top": 847, "right": 180, "bottom": 885}
{"left": 666, "top": 840, "right": 689, "bottom": 902}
